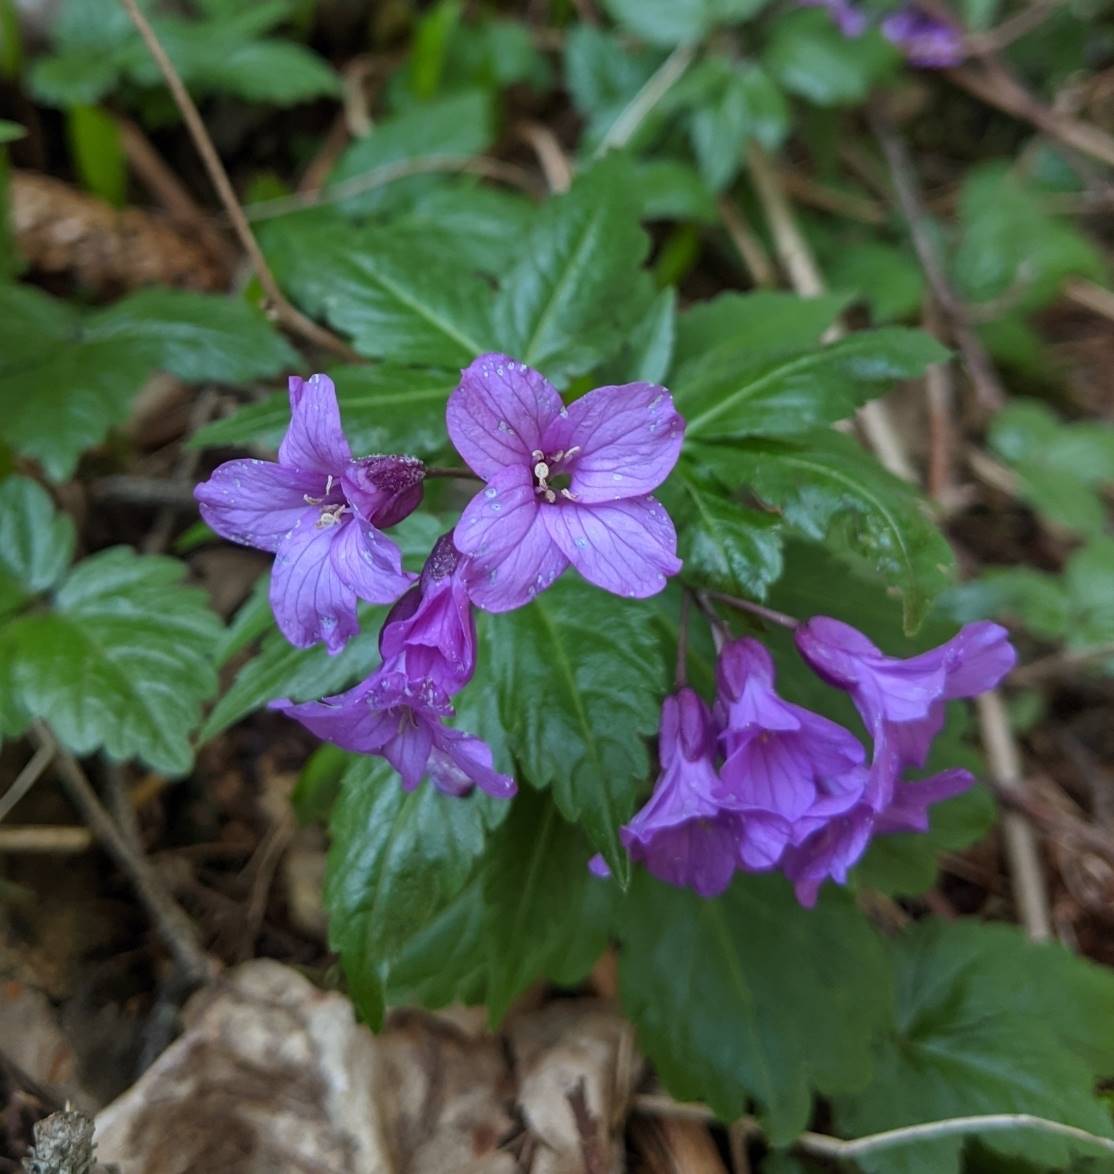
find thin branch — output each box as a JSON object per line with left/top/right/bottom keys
{"left": 704, "top": 589, "right": 799, "bottom": 631}
{"left": 965, "top": 0, "right": 1064, "bottom": 53}
{"left": 118, "top": 0, "right": 360, "bottom": 361}
{"left": 976, "top": 693, "right": 1053, "bottom": 941}
{"left": 0, "top": 742, "right": 54, "bottom": 824}
{"left": 745, "top": 141, "right": 917, "bottom": 482}
{"left": 242, "top": 154, "right": 540, "bottom": 223}
{"left": 0, "top": 826, "right": 93, "bottom": 853}
{"left": 1063, "top": 277, "right": 1114, "bottom": 324}
{"left": 922, "top": 299, "right": 957, "bottom": 502}
{"left": 30, "top": 723, "right": 212, "bottom": 986}
{"left": 1011, "top": 641, "right": 1114, "bottom": 686}
{"left": 516, "top": 121, "right": 573, "bottom": 193}
{"left": 596, "top": 44, "right": 695, "bottom": 156}
{"left": 717, "top": 196, "right": 776, "bottom": 289}
{"left": 871, "top": 111, "right": 1006, "bottom": 412}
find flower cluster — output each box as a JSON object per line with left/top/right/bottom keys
{"left": 805, "top": 0, "right": 965, "bottom": 68}
{"left": 195, "top": 355, "right": 685, "bottom": 799}
{"left": 594, "top": 620, "right": 1014, "bottom": 905}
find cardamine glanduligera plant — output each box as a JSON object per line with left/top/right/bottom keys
{"left": 195, "top": 355, "right": 1016, "bottom": 908}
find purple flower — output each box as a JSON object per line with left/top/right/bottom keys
{"left": 715, "top": 638, "right": 867, "bottom": 832}
{"left": 881, "top": 8, "right": 965, "bottom": 68}
{"left": 783, "top": 766, "right": 975, "bottom": 906}
{"left": 794, "top": 618, "right": 1016, "bottom": 787}
{"left": 195, "top": 374, "right": 420, "bottom": 653}
{"left": 800, "top": 0, "right": 869, "bottom": 36}
{"left": 379, "top": 532, "right": 476, "bottom": 694}
{"left": 273, "top": 668, "right": 515, "bottom": 799}
{"left": 447, "top": 354, "right": 684, "bottom": 612}
{"left": 631, "top": 689, "right": 781, "bottom": 897}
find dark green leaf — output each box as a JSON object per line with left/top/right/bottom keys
{"left": 674, "top": 466, "right": 783, "bottom": 599}
{"left": 564, "top": 26, "right": 662, "bottom": 150}
{"left": 200, "top": 37, "right": 338, "bottom": 104}
{"left": 599, "top": 287, "right": 677, "bottom": 385}
{"left": 765, "top": 10, "right": 900, "bottom": 106}
{"left": 194, "top": 364, "right": 458, "bottom": 457}
{"left": 326, "top": 756, "right": 505, "bottom": 1027}
{"left": 491, "top": 156, "right": 652, "bottom": 381}
{"left": 827, "top": 241, "right": 925, "bottom": 325}
{"left": 483, "top": 786, "right": 615, "bottom": 1020}
{"left": 0, "top": 476, "right": 74, "bottom": 606}
{"left": 618, "top": 871, "right": 892, "bottom": 1138}
{"left": 835, "top": 920, "right": 1114, "bottom": 1174}
{"left": 700, "top": 431, "right": 956, "bottom": 632}
{"left": 487, "top": 577, "right": 666, "bottom": 884}
{"left": 6, "top": 547, "right": 221, "bottom": 772}
{"left": 633, "top": 159, "right": 718, "bottom": 224}
{"left": 678, "top": 329, "right": 948, "bottom": 440}
{"left": 67, "top": 105, "right": 125, "bottom": 206}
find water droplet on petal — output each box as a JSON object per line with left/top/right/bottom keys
{"left": 484, "top": 486, "right": 498, "bottom": 499}
{"left": 574, "top": 537, "right": 588, "bottom": 549}
{"left": 612, "top": 473, "right": 623, "bottom": 481}
{"left": 497, "top": 420, "right": 511, "bottom": 433}
{"left": 488, "top": 570, "right": 498, "bottom": 583}
{"left": 490, "top": 503, "right": 502, "bottom": 512}
{"left": 559, "top": 407, "right": 569, "bottom": 419}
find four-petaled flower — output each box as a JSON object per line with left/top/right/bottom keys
{"left": 379, "top": 532, "right": 477, "bottom": 694}
{"left": 447, "top": 354, "right": 684, "bottom": 612}
{"left": 195, "top": 374, "right": 419, "bottom": 653}
{"left": 272, "top": 669, "right": 515, "bottom": 799}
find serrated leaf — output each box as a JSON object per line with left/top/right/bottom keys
{"left": 199, "top": 623, "right": 381, "bottom": 742}
{"left": 0, "top": 476, "right": 74, "bottom": 606}
{"left": 262, "top": 212, "right": 496, "bottom": 365}
{"left": 327, "top": 90, "right": 495, "bottom": 217}
{"left": 194, "top": 364, "right": 458, "bottom": 457}
{"left": 483, "top": 786, "right": 615, "bottom": 1021}
{"left": 672, "top": 290, "right": 848, "bottom": 376}
{"left": 5, "top": 547, "right": 221, "bottom": 772}
{"left": 834, "top": 921, "right": 1114, "bottom": 1174}
{"left": 618, "top": 871, "right": 892, "bottom": 1138}
{"left": 486, "top": 577, "right": 666, "bottom": 884}
{"left": 491, "top": 156, "right": 652, "bottom": 381}
{"left": 765, "top": 10, "right": 900, "bottom": 106}
{"left": 679, "top": 328, "right": 947, "bottom": 440}
{"left": 700, "top": 431, "right": 955, "bottom": 632}
{"left": 674, "top": 466, "right": 783, "bottom": 599}
{"left": 326, "top": 756, "right": 505, "bottom": 1027}
{"left": 0, "top": 284, "right": 293, "bottom": 480}
{"left": 988, "top": 399, "right": 1114, "bottom": 536}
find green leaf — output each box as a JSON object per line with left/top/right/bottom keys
{"left": 678, "top": 328, "right": 948, "bottom": 440}
{"left": 194, "top": 364, "right": 457, "bottom": 457}
{"left": 618, "top": 871, "right": 892, "bottom": 1138}
{"left": 955, "top": 163, "right": 1103, "bottom": 313}
{"left": 291, "top": 743, "right": 350, "bottom": 825}
{"left": 599, "top": 287, "right": 677, "bottom": 385}
{"left": 632, "top": 159, "right": 718, "bottom": 224}
{"left": 602, "top": 0, "right": 771, "bottom": 46}
{"left": 67, "top": 105, "right": 126, "bottom": 207}
{"left": 197, "top": 37, "right": 339, "bottom": 104}
{"left": 672, "top": 290, "right": 848, "bottom": 375}
{"left": 835, "top": 920, "right": 1114, "bottom": 1174}
{"left": 327, "top": 90, "right": 495, "bottom": 217}
{"left": 564, "top": 25, "right": 662, "bottom": 150}
{"left": 491, "top": 155, "right": 652, "bottom": 381}
{"left": 688, "top": 60, "right": 788, "bottom": 190}
{"left": 765, "top": 10, "right": 900, "bottom": 106}
{"left": 827, "top": 241, "right": 925, "bottom": 325}
{"left": 0, "top": 476, "right": 75, "bottom": 607}
{"left": 0, "top": 284, "right": 293, "bottom": 480}
{"left": 700, "top": 431, "right": 956, "bottom": 632}
{"left": 262, "top": 212, "right": 496, "bottom": 365}
{"left": 487, "top": 577, "right": 666, "bottom": 885}
{"left": 0, "top": 120, "right": 25, "bottom": 144}
{"left": 199, "top": 623, "right": 381, "bottom": 742}
{"left": 483, "top": 786, "right": 615, "bottom": 1021}
{"left": 942, "top": 567, "right": 1069, "bottom": 642}
{"left": 988, "top": 399, "right": 1114, "bottom": 536}
{"left": 326, "top": 756, "right": 505, "bottom": 1027}
{"left": 85, "top": 288, "right": 297, "bottom": 383}
{"left": 6, "top": 547, "right": 221, "bottom": 772}
{"left": 674, "top": 466, "right": 783, "bottom": 599}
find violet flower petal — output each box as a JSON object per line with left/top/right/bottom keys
{"left": 431, "top": 728, "right": 517, "bottom": 798}
{"left": 456, "top": 465, "right": 569, "bottom": 612}
{"left": 279, "top": 374, "right": 351, "bottom": 475}
{"left": 542, "top": 496, "right": 681, "bottom": 599}
{"left": 194, "top": 459, "right": 324, "bottom": 553}
{"left": 328, "top": 514, "right": 414, "bottom": 605}
{"left": 447, "top": 354, "right": 563, "bottom": 481}
{"left": 881, "top": 7, "right": 965, "bottom": 67}
{"left": 539, "top": 382, "right": 684, "bottom": 504}
{"left": 270, "top": 678, "right": 395, "bottom": 753}
{"left": 875, "top": 768, "right": 975, "bottom": 834}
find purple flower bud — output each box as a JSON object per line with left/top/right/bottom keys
{"left": 342, "top": 453, "right": 425, "bottom": 530}
{"left": 617, "top": 688, "right": 754, "bottom": 898}
{"left": 272, "top": 667, "right": 515, "bottom": 800}
{"left": 447, "top": 353, "right": 684, "bottom": 613}
{"left": 881, "top": 7, "right": 965, "bottom": 68}
{"left": 379, "top": 533, "right": 477, "bottom": 694}
{"left": 194, "top": 374, "right": 414, "bottom": 654}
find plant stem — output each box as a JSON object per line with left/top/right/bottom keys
{"left": 424, "top": 465, "right": 481, "bottom": 481}
{"left": 704, "top": 589, "right": 800, "bottom": 631}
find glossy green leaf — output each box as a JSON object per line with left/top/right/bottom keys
{"left": 5, "top": 547, "right": 221, "bottom": 772}
{"left": 678, "top": 328, "right": 948, "bottom": 440}
{"left": 835, "top": 921, "right": 1114, "bottom": 1174}
{"left": 700, "top": 431, "right": 956, "bottom": 632}
{"left": 0, "top": 476, "right": 75, "bottom": 608}
{"left": 618, "top": 871, "right": 892, "bottom": 1138}
{"left": 486, "top": 577, "right": 666, "bottom": 884}
{"left": 326, "top": 756, "right": 506, "bottom": 1027}
{"left": 491, "top": 156, "right": 652, "bottom": 381}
